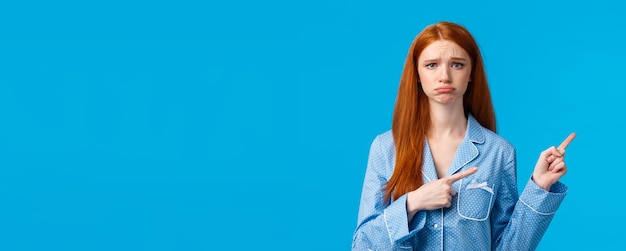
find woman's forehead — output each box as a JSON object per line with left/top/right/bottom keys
{"left": 419, "top": 40, "right": 469, "bottom": 60}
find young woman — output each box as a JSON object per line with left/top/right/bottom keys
{"left": 352, "top": 21, "right": 575, "bottom": 250}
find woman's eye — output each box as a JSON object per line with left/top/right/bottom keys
{"left": 426, "top": 63, "right": 437, "bottom": 68}
{"left": 452, "top": 63, "right": 464, "bottom": 68}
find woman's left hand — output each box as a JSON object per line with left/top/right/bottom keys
{"left": 532, "top": 133, "right": 576, "bottom": 191}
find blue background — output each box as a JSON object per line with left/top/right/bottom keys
{"left": 0, "top": 0, "right": 623, "bottom": 250}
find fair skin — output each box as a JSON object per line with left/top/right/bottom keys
{"left": 405, "top": 39, "right": 575, "bottom": 221}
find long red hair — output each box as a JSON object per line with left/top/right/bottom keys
{"left": 384, "top": 22, "right": 496, "bottom": 202}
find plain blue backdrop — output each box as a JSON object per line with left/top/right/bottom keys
{"left": 0, "top": 0, "right": 624, "bottom": 250}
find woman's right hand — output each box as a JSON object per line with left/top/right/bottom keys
{"left": 406, "top": 167, "right": 477, "bottom": 220}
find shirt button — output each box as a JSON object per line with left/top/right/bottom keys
{"left": 433, "top": 224, "right": 438, "bottom": 228}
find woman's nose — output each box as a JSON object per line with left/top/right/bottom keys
{"left": 438, "top": 67, "right": 451, "bottom": 84}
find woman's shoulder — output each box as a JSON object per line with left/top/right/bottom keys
{"left": 468, "top": 115, "right": 515, "bottom": 152}
{"left": 369, "top": 130, "right": 396, "bottom": 155}
{"left": 480, "top": 127, "right": 515, "bottom": 153}
{"left": 374, "top": 130, "right": 394, "bottom": 145}
{"left": 367, "top": 130, "right": 396, "bottom": 172}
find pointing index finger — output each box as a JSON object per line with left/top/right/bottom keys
{"left": 557, "top": 132, "right": 576, "bottom": 152}
{"left": 445, "top": 167, "right": 478, "bottom": 184}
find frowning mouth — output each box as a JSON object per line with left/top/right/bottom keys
{"left": 435, "top": 87, "right": 455, "bottom": 93}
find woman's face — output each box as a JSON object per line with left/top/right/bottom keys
{"left": 417, "top": 40, "right": 472, "bottom": 105}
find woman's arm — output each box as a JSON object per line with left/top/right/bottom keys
{"left": 491, "top": 134, "right": 573, "bottom": 250}
{"left": 352, "top": 135, "right": 426, "bottom": 250}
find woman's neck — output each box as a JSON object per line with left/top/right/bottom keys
{"left": 427, "top": 102, "right": 467, "bottom": 139}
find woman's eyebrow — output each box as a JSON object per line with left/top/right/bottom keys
{"left": 421, "top": 58, "right": 439, "bottom": 63}
{"left": 422, "top": 57, "right": 467, "bottom": 63}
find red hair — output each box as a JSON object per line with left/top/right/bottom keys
{"left": 384, "top": 22, "right": 496, "bottom": 202}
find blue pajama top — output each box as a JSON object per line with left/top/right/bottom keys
{"left": 352, "top": 115, "right": 567, "bottom": 251}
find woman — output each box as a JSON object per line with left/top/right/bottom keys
{"left": 352, "top": 21, "right": 575, "bottom": 250}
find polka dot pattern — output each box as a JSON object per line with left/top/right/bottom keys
{"left": 352, "top": 115, "right": 568, "bottom": 251}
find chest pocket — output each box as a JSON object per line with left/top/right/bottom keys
{"left": 457, "top": 178, "right": 495, "bottom": 221}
